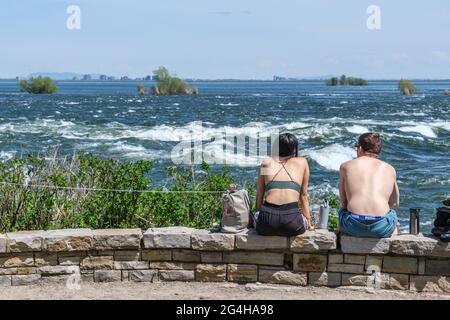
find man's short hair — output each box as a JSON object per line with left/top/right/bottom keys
{"left": 358, "top": 132, "right": 382, "bottom": 154}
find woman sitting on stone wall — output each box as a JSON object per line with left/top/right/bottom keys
{"left": 255, "top": 133, "right": 312, "bottom": 236}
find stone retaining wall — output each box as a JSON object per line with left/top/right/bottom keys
{"left": 0, "top": 228, "right": 449, "bottom": 292}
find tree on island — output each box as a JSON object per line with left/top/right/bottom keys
{"left": 325, "top": 75, "right": 368, "bottom": 86}
{"left": 151, "top": 66, "right": 198, "bottom": 95}
{"left": 19, "top": 77, "right": 57, "bottom": 94}
{"left": 398, "top": 79, "right": 417, "bottom": 95}
{"left": 137, "top": 83, "right": 147, "bottom": 95}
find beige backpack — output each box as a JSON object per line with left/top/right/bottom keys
{"left": 220, "top": 185, "right": 253, "bottom": 233}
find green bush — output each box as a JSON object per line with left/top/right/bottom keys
{"left": 325, "top": 75, "right": 368, "bottom": 86}
{"left": 0, "top": 153, "right": 236, "bottom": 232}
{"left": 19, "top": 77, "right": 57, "bottom": 94}
{"left": 151, "top": 66, "right": 198, "bottom": 95}
{"left": 398, "top": 79, "right": 417, "bottom": 95}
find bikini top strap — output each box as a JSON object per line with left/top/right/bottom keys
{"left": 269, "top": 157, "right": 295, "bottom": 183}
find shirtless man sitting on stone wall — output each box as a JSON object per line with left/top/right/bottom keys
{"left": 338, "top": 132, "right": 400, "bottom": 238}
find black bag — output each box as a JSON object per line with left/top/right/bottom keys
{"left": 431, "top": 207, "right": 450, "bottom": 242}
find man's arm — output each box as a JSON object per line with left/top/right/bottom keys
{"left": 339, "top": 164, "right": 348, "bottom": 208}
{"left": 389, "top": 169, "right": 400, "bottom": 209}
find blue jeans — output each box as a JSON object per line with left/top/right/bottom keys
{"left": 338, "top": 208, "right": 398, "bottom": 238}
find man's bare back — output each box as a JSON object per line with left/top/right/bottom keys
{"left": 339, "top": 156, "right": 399, "bottom": 216}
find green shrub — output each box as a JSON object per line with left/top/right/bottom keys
{"left": 0, "top": 153, "right": 236, "bottom": 232}
{"left": 151, "top": 66, "right": 197, "bottom": 95}
{"left": 19, "top": 77, "right": 57, "bottom": 94}
{"left": 325, "top": 75, "right": 368, "bottom": 86}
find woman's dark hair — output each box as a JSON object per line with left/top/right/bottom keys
{"left": 273, "top": 133, "right": 299, "bottom": 157}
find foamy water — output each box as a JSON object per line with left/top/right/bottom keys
{"left": 0, "top": 80, "right": 449, "bottom": 229}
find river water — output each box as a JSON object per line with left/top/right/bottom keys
{"left": 0, "top": 80, "right": 449, "bottom": 230}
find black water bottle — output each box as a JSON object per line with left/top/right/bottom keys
{"left": 409, "top": 208, "right": 421, "bottom": 235}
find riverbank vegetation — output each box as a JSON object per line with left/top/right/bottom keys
{"left": 398, "top": 79, "right": 417, "bottom": 95}
{"left": 325, "top": 75, "right": 368, "bottom": 86}
{"left": 0, "top": 153, "right": 339, "bottom": 232}
{"left": 19, "top": 77, "right": 58, "bottom": 94}
{"left": 0, "top": 153, "right": 232, "bottom": 232}
{"left": 151, "top": 66, "right": 198, "bottom": 95}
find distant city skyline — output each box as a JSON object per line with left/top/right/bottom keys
{"left": 1, "top": 0, "right": 450, "bottom": 79}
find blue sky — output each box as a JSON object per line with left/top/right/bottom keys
{"left": 1, "top": 0, "right": 450, "bottom": 79}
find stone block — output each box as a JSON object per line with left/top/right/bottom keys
{"left": 129, "top": 270, "right": 158, "bottom": 282}
{"left": 410, "top": 276, "right": 450, "bottom": 292}
{"left": 172, "top": 249, "right": 201, "bottom": 262}
{"left": 258, "top": 267, "right": 307, "bottom": 286}
{"left": 391, "top": 234, "right": 450, "bottom": 257}
{"left": 143, "top": 227, "right": 194, "bottom": 249}
{"left": 309, "top": 272, "right": 341, "bottom": 287}
{"left": 342, "top": 273, "right": 389, "bottom": 288}
{"left": 149, "top": 262, "right": 196, "bottom": 270}
{"left": 92, "top": 229, "right": 142, "bottom": 250}
{"left": 389, "top": 273, "right": 409, "bottom": 290}
{"left": 0, "top": 268, "right": 17, "bottom": 275}
{"left": 195, "top": 264, "right": 227, "bottom": 282}
{"left": 35, "top": 253, "right": 58, "bottom": 266}
{"left": 382, "top": 256, "right": 417, "bottom": 274}
{"left": 159, "top": 270, "right": 195, "bottom": 281}
{"left": 58, "top": 255, "right": 82, "bottom": 266}
{"left": 290, "top": 230, "right": 336, "bottom": 252}
{"left": 293, "top": 254, "right": 327, "bottom": 272}
{"left": 0, "top": 253, "right": 34, "bottom": 268}
{"left": 113, "top": 261, "right": 149, "bottom": 270}
{"left": 80, "top": 256, "right": 113, "bottom": 270}
{"left": 43, "top": 229, "right": 93, "bottom": 252}
{"left": 365, "top": 256, "right": 383, "bottom": 274}
{"left": 113, "top": 250, "right": 140, "bottom": 261}
{"left": 94, "top": 270, "right": 122, "bottom": 282}
{"left": 0, "top": 234, "right": 7, "bottom": 253}
{"left": 328, "top": 264, "right": 364, "bottom": 274}
{"left": 38, "top": 265, "right": 80, "bottom": 276}
{"left": 0, "top": 275, "right": 11, "bottom": 286}
{"left": 11, "top": 274, "right": 41, "bottom": 286}
{"left": 191, "top": 230, "right": 235, "bottom": 251}
{"left": 344, "top": 255, "right": 366, "bottom": 265}
{"left": 340, "top": 235, "right": 391, "bottom": 254}
{"left": 6, "top": 231, "right": 44, "bottom": 252}
{"left": 17, "top": 267, "right": 37, "bottom": 275}
{"left": 235, "top": 229, "right": 287, "bottom": 250}
{"left": 223, "top": 252, "right": 284, "bottom": 266}
{"left": 425, "top": 259, "right": 450, "bottom": 275}
{"left": 328, "top": 254, "right": 343, "bottom": 264}
{"left": 141, "top": 249, "right": 172, "bottom": 261}
{"left": 201, "top": 252, "right": 222, "bottom": 263}
{"left": 227, "top": 264, "right": 257, "bottom": 282}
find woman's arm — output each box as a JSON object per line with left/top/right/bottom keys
{"left": 256, "top": 165, "right": 266, "bottom": 210}
{"left": 300, "top": 159, "right": 312, "bottom": 229}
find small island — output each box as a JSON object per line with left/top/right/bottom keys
{"left": 151, "top": 66, "right": 198, "bottom": 95}
{"left": 325, "top": 75, "right": 368, "bottom": 86}
{"left": 19, "top": 76, "right": 58, "bottom": 94}
{"left": 398, "top": 79, "right": 417, "bottom": 95}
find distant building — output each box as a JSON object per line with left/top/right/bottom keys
{"left": 273, "top": 75, "right": 286, "bottom": 81}
{"left": 99, "top": 75, "right": 107, "bottom": 81}
{"left": 107, "top": 76, "right": 115, "bottom": 81}
{"left": 120, "top": 76, "right": 130, "bottom": 81}
{"left": 144, "top": 75, "right": 152, "bottom": 81}
{"left": 82, "top": 74, "right": 92, "bottom": 81}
